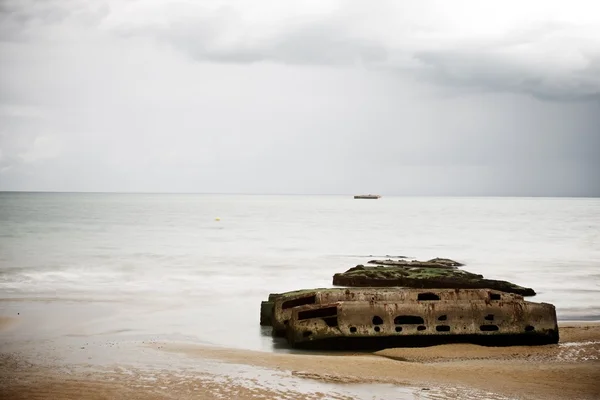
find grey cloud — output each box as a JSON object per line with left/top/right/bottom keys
{"left": 0, "top": 1, "right": 599, "bottom": 196}
{"left": 413, "top": 47, "right": 600, "bottom": 102}
{"left": 114, "top": 8, "right": 387, "bottom": 67}
{"left": 2, "top": 1, "right": 599, "bottom": 101}
{"left": 0, "top": 0, "right": 109, "bottom": 41}
{"left": 105, "top": 5, "right": 600, "bottom": 102}
{"left": 216, "top": 25, "right": 386, "bottom": 66}
{"left": 0, "top": 0, "right": 72, "bottom": 27}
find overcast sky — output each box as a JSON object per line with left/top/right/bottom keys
{"left": 0, "top": 0, "right": 599, "bottom": 196}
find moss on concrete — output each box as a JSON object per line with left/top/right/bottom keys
{"left": 333, "top": 265, "right": 535, "bottom": 296}
{"left": 368, "top": 258, "right": 464, "bottom": 268}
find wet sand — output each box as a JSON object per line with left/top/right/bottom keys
{"left": 0, "top": 316, "right": 18, "bottom": 332}
{"left": 153, "top": 323, "right": 600, "bottom": 400}
{"left": 0, "top": 356, "right": 344, "bottom": 400}
{"left": 1, "top": 319, "right": 599, "bottom": 400}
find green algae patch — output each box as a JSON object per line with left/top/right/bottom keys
{"left": 332, "top": 265, "right": 535, "bottom": 296}
{"left": 367, "top": 258, "right": 464, "bottom": 268}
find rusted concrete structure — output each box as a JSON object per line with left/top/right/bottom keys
{"left": 268, "top": 287, "right": 453, "bottom": 336}
{"left": 284, "top": 289, "right": 558, "bottom": 349}
{"left": 262, "top": 288, "right": 558, "bottom": 349}
{"left": 269, "top": 287, "right": 523, "bottom": 335}
{"left": 260, "top": 293, "right": 281, "bottom": 326}
{"left": 260, "top": 301, "right": 274, "bottom": 326}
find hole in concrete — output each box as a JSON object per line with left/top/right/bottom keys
{"left": 282, "top": 295, "right": 317, "bottom": 310}
{"left": 372, "top": 316, "right": 384, "bottom": 325}
{"left": 417, "top": 325, "right": 426, "bottom": 331}
{"left": 324, "top": 317, "right": 338, "bottom": 327}
{"left": 484, "top": 314, "right": 494, "bottom": 321}
{"left": 302, "top": 331, "right": 312, "bottom": 338}
{"left": 525, "top": 325, "right": 535, "bottom": 332}
{"left": 284, "top": 320, "right": 289, "bottom": 325}
{"left": 418, "top": 292, "right": 441, "bottom": 301}
{"left": 480, "top": 324, "right": 499, "bottom": 331}
{"left": 436, "top": 325, "right": 450, "bottom": 332}
{"left": 349, "top": 326, "right": 357, "bottom": 333}
{"left": 395, "top": 326, "right": 402, "bottom": 332}
{"left": 394, "top": 315, "right": 425, "bottom": 325}
{"left": 489, "top": 293, "right": 501, "bottom": 300}
{"left": 298, "top": 307, "right": 337, "bottom": 321}
{"left": 374, "top": 326, "right": 381, "bottom": 332}
{"left": 438, "top": 315, "right": 447, "bottom": 321}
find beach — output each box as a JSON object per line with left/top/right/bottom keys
{"left": 1, "top": 193, "right": 599, "bottom": 399}
{"left": 1, "top": 314, "right": 599, "bottom": 399}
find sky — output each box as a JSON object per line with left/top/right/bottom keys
{"left": 0, "top": 0, "right": 599, "bottom": 196}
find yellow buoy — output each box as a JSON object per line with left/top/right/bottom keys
{"left": 215, "top": 217, "right": 221, "bottom": 221}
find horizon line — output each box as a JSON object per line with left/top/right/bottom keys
{"left": 0, "top": 190, "right": 598, "bottom": 199}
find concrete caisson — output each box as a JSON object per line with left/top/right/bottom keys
{"left": 261, "top": 288, "right": 557, "bottom": 349}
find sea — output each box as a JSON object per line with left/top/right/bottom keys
{"left": 1, "top": 193, "right": 599, "bottom": 352}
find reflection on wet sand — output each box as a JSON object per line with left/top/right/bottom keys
{"left": 1, "top": 319, "right": 598, "bottom": 400}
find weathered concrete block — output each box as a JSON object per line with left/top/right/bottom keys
{"left": 285, "top": 289, "right": 558, "bottom": 349}
{"left": 260, "top": 301, "right": 274, "bottom": 326}
{"left": 269, "top": 287, "right": 524, "bottom": 336}
{"left": 271, "top": 288, "right": 408, "bottom": 335}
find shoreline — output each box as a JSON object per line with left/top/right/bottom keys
{"left": 1, "top": 321, "right": 598, "bottom": 399}
{"left": 149, "top": 322, "right": 600, "bottom": 399}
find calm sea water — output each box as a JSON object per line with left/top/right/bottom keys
{"left": 1, "top": 193, "right": 599, "bottom": 351}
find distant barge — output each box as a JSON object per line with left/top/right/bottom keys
{"left": 354, "top": 194, "right": 381, "bottom": 199}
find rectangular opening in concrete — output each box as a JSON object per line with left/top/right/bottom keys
{"left": 282, "top": 295, "right": 317, "bottom": 310}
{"left": 298, "top": 306, "right": 337, "bottom": 321}
{"left": 436, "top": 325, "right": 451, "bottom": 332}
{"left": 324, "top": 317, "right": 338, "bottom": 327}
{"left": 394, "top": 315, "right": 425, "bottom": 324}
{"left": 417, "top": 292, "right": 441, "bottom": 301}
{"left": 489, "top": 293, "right": 501, "bottom": 300}
{"left": 480, "top": 324, "right": 499, "bottom": 331}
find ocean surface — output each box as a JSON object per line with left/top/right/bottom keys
{"left": 1, "top": 193, "right": 599, "bottom": 352}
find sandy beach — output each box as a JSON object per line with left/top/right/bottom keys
{"left": 0, "top": 317, "right": 18, "bottom": 332}
{"left": 152, "top": 323, "right": 600, "bottom": 399}
{"left": 2, "top": 317, "right": 599, "bottom": 400}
